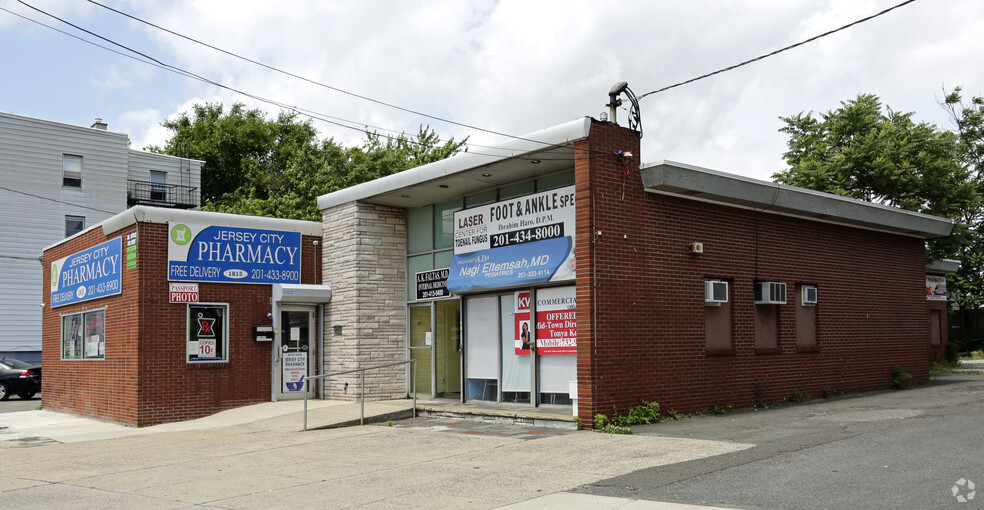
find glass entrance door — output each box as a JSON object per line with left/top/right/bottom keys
{"left": 276, "top": 307, "right": 315, "bottom": 400}
{"left": 409, "top": 305, "right": 433, "bottom": 397}
{"left": 408, "top": 300, "right": 461, "bottom": 399}
{"left": 435, "top": 299, "right": 461, "bottom": 399}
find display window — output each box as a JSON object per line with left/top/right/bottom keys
{"left": 187, "top": 303, "right": 228, "bottom": 362}
{"left": 61, "top": 309, "right": 105, "bottom": 360}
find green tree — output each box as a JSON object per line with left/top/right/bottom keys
{"left": 774, "top": 94, "right": 975, "bottom": 222}
{"left": 941, "top": 88, "right": 984, "bottom": 341}
{"left": 775, "top": 92, "right": 984, "bottom": 350}
{"left": 147, "top": 102, "right": 466, "bottom": 221}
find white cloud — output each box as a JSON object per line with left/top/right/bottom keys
{"left": 6, "top": 0, "right": 984, "bottom": 183}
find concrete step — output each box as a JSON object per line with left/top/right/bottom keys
{"left": 417, "top": 402, "right": 579, "bottom": 430}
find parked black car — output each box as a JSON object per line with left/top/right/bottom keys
{"left": 0, "top": 358, "right": 41, "bottom": 400}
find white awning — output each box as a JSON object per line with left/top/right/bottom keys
{"left": 272, "top": 284, "right": 333, "bottom": 304}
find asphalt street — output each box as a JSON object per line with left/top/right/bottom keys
{"left": 2, "top": 374, "right": 982, "bottom": 508}
{"left": 577, "top": 373, "right": 984, "bottom": 509}
{"left": 0, "top": 394, "right": 41, "bottom": 413}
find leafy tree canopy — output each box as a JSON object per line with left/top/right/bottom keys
{"left": 774, "top": 91, "right": 984, "bottom": 330}
{"left": 774, "top": 93, "right": 976, "bottom": 221}
{"left": 147, "top": 102, "right": 466, "bottom": 221}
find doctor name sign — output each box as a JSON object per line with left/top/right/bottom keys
{"left": 168, "top": 222, "right": 302, "bottom": 284}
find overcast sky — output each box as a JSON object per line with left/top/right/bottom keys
{"left": 2, "top": 0, "right": 983, "bottom": 181}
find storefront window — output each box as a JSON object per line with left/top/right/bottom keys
{"left": 498, "top": 181, "right": 535, "bottom": 200}
{"left": 408, "top": 254, "right": 433, "bottom": 300}
{"left": 407, "top": 207, "right": 433, "bottom": 254}
{"left": 464, "top": 189, "right": 497, "bottom": 207}
{"left": 433, "top": 250, "right": 452, "bottom": 269}
{"left": 536, "top": 172, "right": 575, "bottom": 191}
{"left": 433, "top": 199, "right": 462, "bottom": 250}
{"left": 187, "top": 304, "right": 228, "bottom": 362}
{"left": 61, "top": 309, "right": 105, "bottom": 360}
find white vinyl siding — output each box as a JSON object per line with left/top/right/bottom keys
{"left": 0, "top": 112, "right": 203, "bottom": 354}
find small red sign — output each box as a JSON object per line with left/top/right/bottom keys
{"left": 169, "top": 283, "right": 199, "bottom": 303}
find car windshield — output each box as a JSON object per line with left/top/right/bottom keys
{"left": 0, "top": 358, "right": 33, "bottom": 369}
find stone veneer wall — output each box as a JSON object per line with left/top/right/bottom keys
{"left": 322, "top": 201, "right": 408, "bottom": 400}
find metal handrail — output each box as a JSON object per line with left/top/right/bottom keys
{"left": 302, "top": 359, "right": 417, "bottom": 431}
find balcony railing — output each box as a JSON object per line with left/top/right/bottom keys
{"left": 127, "top": 179, "right": 199, "bottom": 209}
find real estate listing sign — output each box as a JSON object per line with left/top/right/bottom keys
{"left": 168, "top": 222, "right": 302, "bottom": 284}
{"left": 50, "top": 237, "right": 123, "bottom": 307}
{"left": 447, "top": 186, "right": 576, "bottom": 293}
{"left": 513, "top": 287, "right": 577, "bottom": 356}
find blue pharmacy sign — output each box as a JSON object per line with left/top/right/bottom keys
{"left": 447, "top": 186, "right": 576, "bottom": 293}
{"left": 168, "top": 222, "right": 302, "bottom": 284}
{"left": 50, "top": 237, "right": 123, "bottom": 307}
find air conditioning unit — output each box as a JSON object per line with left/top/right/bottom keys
{"left": 801, "top": 285, "right": 818, "bottom": 306}
{"left": 704, "top": 280, "right": 728, "bottom": 305}
{"left": 754, "top": 281, "right": 787, "bottom": 305}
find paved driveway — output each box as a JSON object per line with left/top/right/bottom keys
{"left": 577, "top": 373, "right": 984, "bottom": 509}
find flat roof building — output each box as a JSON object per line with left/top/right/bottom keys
{"left": 316, "top": 117, "right": 952, "bottom": 424}
{"left": 41, "top": 116, "right": 953, "bottom": 426}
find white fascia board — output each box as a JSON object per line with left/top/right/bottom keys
{"left": 641, "top": 160, "right": 955, "bottom": 239}
{"left": 316, "top": 117, "right": 591, "bottom": 210}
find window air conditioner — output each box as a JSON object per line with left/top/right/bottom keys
{"left": 704, "top": 280, "right": 728, "bottom": 305}
{"left": 801, "top": 285, "right": 818, "bottom": 306}
{"left": 754, "top": 281, "right": 787, "bottom": 305}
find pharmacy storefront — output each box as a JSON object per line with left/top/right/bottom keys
{"left": 408, "top": 180, "right": 578, "bottom": 406}
{"left": 42, "top": 207, "right": 326, "bottom": 426}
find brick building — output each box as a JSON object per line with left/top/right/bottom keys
{"left": 41, "top": 207, "right": 325, "bottom": 426}
{"left": 316, "top": 117, "right": 953, "bottom": 426}
{"left": 42, "top": 117, "right": 953, "bottom": 427}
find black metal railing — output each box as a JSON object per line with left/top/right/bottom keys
{"left": 127, "top": 179, "right": 199, "bottom": 209}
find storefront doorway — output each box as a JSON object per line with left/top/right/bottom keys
{"left": 276, "top": 306, "right": 316, "bottom": 400}
{"left": 408, "top": 299, "right": 461, "bottom": 399}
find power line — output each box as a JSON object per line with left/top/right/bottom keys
{"left": 0, "top": 185, "right": 118, "bottom": 214}
{"left": 4, "top": 2, "right": 512, "bottom": 155}
{"left": 9, "top": 1, "right": 570, "bottom": 161}
{"left": 637, "top": 0, "right": 919, "bottom": 100}
{"left": 83, "top": 0, "right": 556, "bottom": 148}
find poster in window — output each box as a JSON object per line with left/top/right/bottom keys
{"left": 188, "top": 304, "right": 225, "bottom": 361}
{"left": 513, "top": 286, "right": 577, "bottom": 356}
{"left": 926, "top": 275, "right": 947, "bottom": 301}
{"left": 85, "top": 312, "right": 104, "bottom": 358}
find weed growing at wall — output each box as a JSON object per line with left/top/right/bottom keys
{"left": 891, "top": 364, "right": 913, "bottom": 389}
{"left": 791, "top": 389, "right": 811, "bottom": 403}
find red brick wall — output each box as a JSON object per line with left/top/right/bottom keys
{"left": 42, "top": 221, "right": 321, "bottom": 426}
{"left": 575, "top": 120, "right": 937, "bottom": 424}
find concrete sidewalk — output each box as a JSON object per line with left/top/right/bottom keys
{"left": 0, "top": 398, "right": 749, "bottom": 509}
{"left": 0, "top": 398, "right": 416, "bottom": 443}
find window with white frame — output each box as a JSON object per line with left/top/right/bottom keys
{"left": 61, "top": 309, "right": 105, "bottom": 359}
{"left": 187, "top": 304, "right": 228, "bottom": 362}
{"left": 63, "top": 154, "right": 83, "bottom": 187}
